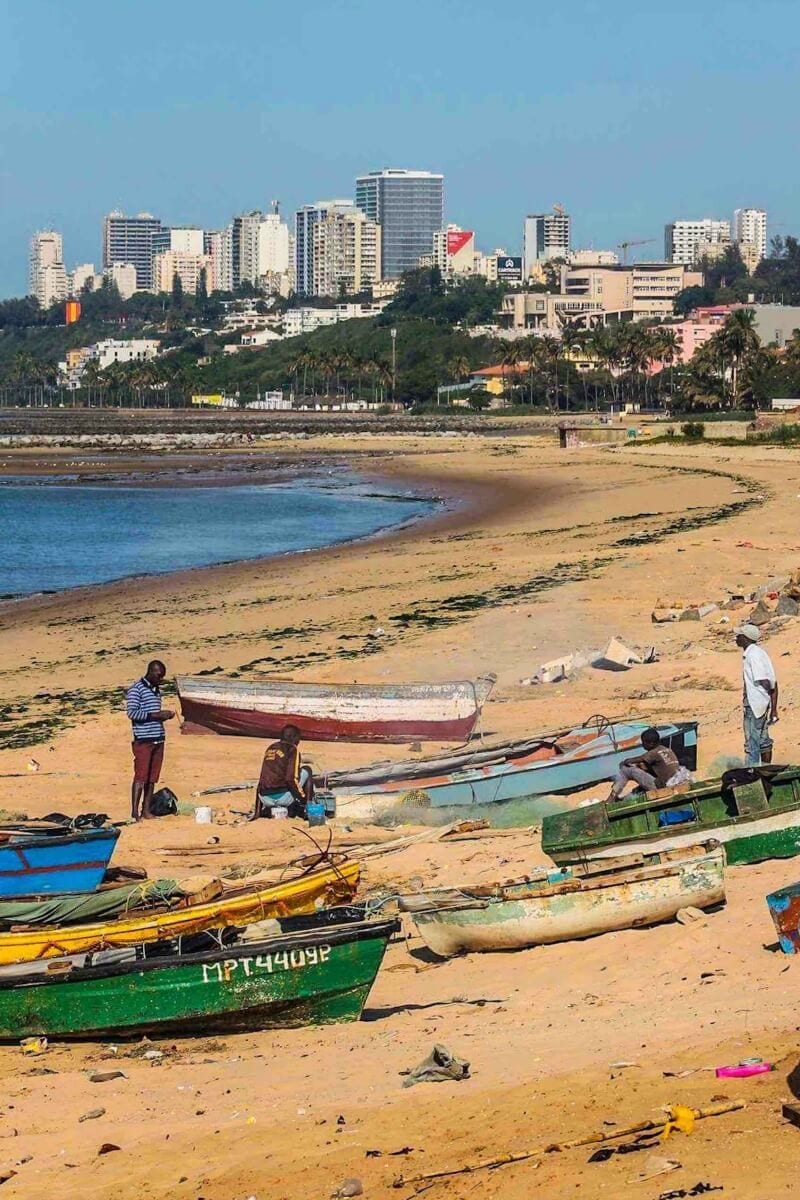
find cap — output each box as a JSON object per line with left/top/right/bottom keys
{"left": 734, "top": 623, "right": 761, "bottom": 642}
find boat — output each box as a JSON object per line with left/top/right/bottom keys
{"left": 176, "top": 674, "right": 496, "bottom": 743}
{"left": 399, "top": 842, "right": 724, "bottom": 957}
{"left": 0, "top": 877, "right": 221, "bottom": 930}
{"left": 765, "top": 881, "right": 800, "bottom": 955}
{"left": 0, "top": 910, "right": 399, "bottom": 1039}
{"left": 0, "top": 826, "right": 120, "bottom": 898}
{"left": 327, "top": 719, "right": 698, "bottom": 818}
{"left": 542, "top": 766, "right": 800, "bottom": 867}
{"left": 0, "top": 860, "right": 360, "bottom": 965}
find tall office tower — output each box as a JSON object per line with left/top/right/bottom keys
{"left": 522, "top": 207, "right": 572, "bottom": 276}
{"left": 355, "top": 169, "right": 444, "bottom": 280}
{"left": 102, "top": 211, "right": 163, "bottom": 290}
{"left": 733, "top": 208, "right": 768, "bottom": 263}
{"left": 664, "top": 218, "right": 731, "bottom": 265}
{"left": 29, "top": 231, "right": 68, "bottom": 307}
{"left": 205, "top": 227, "right": 234, "bottom": 292}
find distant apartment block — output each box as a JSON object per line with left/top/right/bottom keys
{"left": 153, "top": 226, "right": 205, "bottom": 257}
{"left": 230, "top": 211, "right": 291, "bottom": 292}
{"left": 105, "top": 262, "right": 138, "bottom": 300}
{"left": 58, "top": 337, "right": 161, "bottom": 386}
{"left": 29, "top": 230, "right": 68, "bottom": 308}
{"left": 664, "top": 219, "right": 730, "bottom": 265}
{"left": 355, "top": 169, "right": 444, "bottom": 279}
{"left": 103, "top": 211, "right": 163, "bottom": 290}
{"left": 152, "top": 250, "right": 214, "bottom": 294}
{"left": 205, "top": 228, "right": 234, "bottom": 293}
{"left": 69, "top": 263, "right": 101, "bottom": 296}
{"left": 283, "top": 302, "right": 388, "bottom": 338}
{"left": 733, "top": 208, "right": 768, "bottom": 263}
{"left": 568, "top": 249, "right": 619, "bottom": 266}
{"left": 431, "top": 225, "right": 475, "bottom": 279}
{"left": 295, "top": 201, "right": 381, "bottom": 297}
{"left": 523, "top": 208, "right": 571, "bottom": 276}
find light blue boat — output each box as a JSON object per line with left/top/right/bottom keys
{"left": 0, "top": 826, "right": 120, "bottom": 897}
{"left": 326, "top": 719, "right": 698, "bottom": 817}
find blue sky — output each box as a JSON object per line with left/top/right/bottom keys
{"left": 1, "top": 0, "right": 798, "bottom": 297}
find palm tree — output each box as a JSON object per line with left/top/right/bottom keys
{"left": 718, "top": 309, "right": 760, "bottom": 407}
{"left": 82, "top": 359, "right": 104, "bottom": 407}
{"left": 558, "top": 319, "right": 584, "bottom": 411}
{"left": 650, "top": 328, "right": 681, "bottom": 405}
{"left": 533, "top": 335, "right": 561, "bottom": 410}
{"left": 498, "top": 338, "right": 526, "bottom": 404}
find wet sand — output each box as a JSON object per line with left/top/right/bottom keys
{"left": 1, "top": 431, "right": 800, "bottom": 1198}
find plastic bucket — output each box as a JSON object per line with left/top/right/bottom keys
{"left": 194, "top": 806, "right": 213, "bottom": 825}
{"left": 306, "top": 802, "right": 326, "bottom": 827}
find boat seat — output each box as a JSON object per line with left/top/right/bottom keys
{"left": 732, "top": 778, "right": 769, "bottom": 816}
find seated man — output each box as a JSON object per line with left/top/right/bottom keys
{"left": 252, "top": 724, "right": 314, "bottom": 819}
{"left": 607, "top": 727, "right": 691, "bottom": 802}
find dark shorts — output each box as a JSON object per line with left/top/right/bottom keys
{"left": 132, "top": 740, "right": 164, "bottom": 785}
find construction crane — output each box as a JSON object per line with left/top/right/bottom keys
{"left": 617, "top": 237, "right": 656, "bottom": 265}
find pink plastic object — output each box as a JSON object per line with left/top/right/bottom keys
{"left": 715, "top": 1061, "right": 773, "bottom": 1078}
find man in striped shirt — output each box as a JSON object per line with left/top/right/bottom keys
{"left": 126, "top": 660, "right": 175, "bottom": 821}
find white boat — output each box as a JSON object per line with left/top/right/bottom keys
{"left": 399, "top": 842, "right": 725, "bottom": 957}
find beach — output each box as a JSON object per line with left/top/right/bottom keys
{"left": 1, "top": 427, "right": 800, "bottom": 1198}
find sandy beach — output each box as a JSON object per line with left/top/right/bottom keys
{"left": 2, "top": 428, "right": 800, "bottom": 1198}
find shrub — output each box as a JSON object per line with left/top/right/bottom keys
{"left": 467, "top": 390, "right": 492, "bottom": 411}
{"left": 681, "top": 421, "right": 705, "bottom": 440}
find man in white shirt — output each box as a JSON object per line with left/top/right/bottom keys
{"left": 735, "top": 624, "right": 778, "bottom": 766}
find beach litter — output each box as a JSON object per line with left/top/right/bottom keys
{"left": 331, "top": 1180, "right": 363, "bottom": 1199}
{"left": 20, "top": 1037, "right": 47, "bottom": 1056}
{"left": 79, "top": 1109, "right": 105, "bottom": 1123}
{"left": 523, "top": 639, "right": 657, "bottom": 684}
{"left": 659, "top": 1185, "right": 723, "bottom": 1198}
{"left": 715, "top": 1059, "right": 772, "bottom": 1078}
{"left": 630, "top": 1153, "right": 681, "bottom": 1182}
{"left": 400, "top": 1043, "right": 470, "bottom": 1087}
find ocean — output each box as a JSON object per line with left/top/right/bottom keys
{"left": 0, "top": 477, "right": 435, "bottom": 598}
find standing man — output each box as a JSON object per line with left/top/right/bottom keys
{"left": 735, "top": 624, "right": 778, "bottom": 766}
{"left": 126, "top": 660, "right": 175, "bottom": 821}
{"left": 252, "top": 724, "right": 314, "bottom": 819}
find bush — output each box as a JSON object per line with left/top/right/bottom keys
{"left": 467, "top": 390, "right": 492, "bottom": 411}
{"left": 666, "top": 426, "right": 675, "bottom": 437}
{"left": 681, "top": 421, "right": 705, "bottom": 440}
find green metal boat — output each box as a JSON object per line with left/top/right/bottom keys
{"left": 0, "top": 911, "right": 398, "bottom": 1040}
{"left": 542, "top": 767, "right": 800, "bottom": 867}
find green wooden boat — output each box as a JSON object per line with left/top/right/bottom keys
{"left": 542, "top": 767, "right": 800, "bottom": 867}
{"left": 0, "top": 911, "right": 398, "bottom": 1040}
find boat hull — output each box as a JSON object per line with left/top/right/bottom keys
{"left": 177, "top": 675, "right": 495, "bottom": 743}
{"left": 402, "top": 845, "right": 724, "bottom": 957}
{"left": 0, "top": 828, "right": 120, "bottom": 898}
{"left": 0, "top": 918, "right": 397, "bottom": 1040}
{"left": 0, "top": 861, "right": 360, "bottom": 965}
{"left": 766, "top": 882, "right": 800, "bottom": 954}
{"left": 333, "top": 722, "right": 698, "bottom": 818}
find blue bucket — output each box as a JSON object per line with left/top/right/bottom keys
{"left": 306, "top": 801, "right": 326, "bottom": 827}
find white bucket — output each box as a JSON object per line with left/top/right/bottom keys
{"left": 271, "top": 806, "right": 289, "bottom": 820}
{"left": 195, "top": 806, "right": 213, "bottom": 824}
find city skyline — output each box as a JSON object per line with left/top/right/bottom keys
{"left": 3, "top": 0, "right": 798, "bottom": 298}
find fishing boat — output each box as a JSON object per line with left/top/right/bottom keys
{"left": 399, "top": 842, "right": 724, "bottom": 957}
{"left": 0, "top": 825, "right": 120, "bottom": 898}
{"left": 542, "top": 767, "right": 800, "bottom": 867}
{"left": 0, "top": 911, "right": 399, "bottom": 1039}
{"left": 0, "top": 860, "right": 360, "bottom": 965}
{"left": 176, "top": 674, "right": 496, "bottom": 743}
{"left": 327, "top": 719, "right": 698, "bottom": 818}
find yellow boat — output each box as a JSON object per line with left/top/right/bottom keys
{"left": 0, "top": 861, "right": 360, "bottom": 965}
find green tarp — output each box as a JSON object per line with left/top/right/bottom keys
{"left": 0, "top": 880, "right": 183, "bottom": 929}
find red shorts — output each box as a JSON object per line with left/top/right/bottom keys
{"left": 132, "top": 740, "right": 164, "bottom": 785}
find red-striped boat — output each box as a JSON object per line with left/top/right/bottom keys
{"left": 176, "top": 674, "right": 496, "bottom": 743}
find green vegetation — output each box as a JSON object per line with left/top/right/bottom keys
{"left": 680, "top": 421, "right": 706, "bottom": 440}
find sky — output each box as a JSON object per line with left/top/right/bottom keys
{"left": 1, "top": 0, "right": 799, "bottom": 297}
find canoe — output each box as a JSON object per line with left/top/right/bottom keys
{"left": 0, "top": 826, "right": 120, "bottom": 898}
{"left": 176, "top": 674, "right": 496, "bottom": 743}
{"left": 765, "top": 882, "right": 800, "bottom": 954}
{"left": 0, "top": 860, "right": 360, "bottom": 965}
{"left": 0, "top": 913, "right": 399, "bottom": 1039}
{"left": 400, "top": 843, "right": 725, "bottom": 957}
{"left": 542, "top": 766, "right": 800, "bottom": 867}
{"left": 328, "top": 720, "right": 698, "bottom": 818}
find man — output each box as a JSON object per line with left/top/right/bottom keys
{"left": 253, "top": 724, "right": 314, "bottom": 819}
{"left": 607, "top": 727, "right": 691, "bottom": 801}
{"left": 126, "top": 660, "right": 175, "bottom": 821}
{"left": 736, "top": 623, "right": 778, "bottom": 766}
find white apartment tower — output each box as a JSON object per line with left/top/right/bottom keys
{"left": 295, "top": 201, "right": 381, "bottom": 297}
{"left": 152, "top": 250, "right": 214, "bottom": 294}
{"left": 29, "top": 230, "right": 68, "bottom": 308}
{"left": 205, "top": 228, "right": 234, "bottom": 293}
{"left": 733, "top": 208, "right": 768, "bottom": 263}
{"left": 664, "top": 218, "right": 731, "bottom": 265}
{"left": 523, "top": 208, "right": 571, "bottom": 276}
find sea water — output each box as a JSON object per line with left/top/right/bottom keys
{"left": 0, "top": 478, "right": 434, "bottom": 597}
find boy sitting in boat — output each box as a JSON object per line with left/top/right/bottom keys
{"left": 606, "top": 728, "right": 691, "bottom": 802}
{"left": 252, "top": 725, "right": 315, "bottom": 819}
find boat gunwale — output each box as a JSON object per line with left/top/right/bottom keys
{"left": 0, "top": 827, "right": 120, "bottom": 853}
{"left": 0, "top": 916, "right": 400, "bottom": 991}
{"left": 177, "top": 674, "right": 496, "bottom": 703}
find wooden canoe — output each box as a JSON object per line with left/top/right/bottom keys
{"left": 176, "top": 674, "right": 496, "bottom": 743}
{"left": 0, "top": 826, "right": 120, "bottom": 898}
{"left": 542, "top": 766, "right": 800, "bottom": 867}
{"left": 399, "top": 843, "right": 725, "bottom": 956}
{"left": 0, "top": 861, "right": 359, "bottom": 965}
{"left": 0, "top": 913, "right": 398, "bottom": 1039}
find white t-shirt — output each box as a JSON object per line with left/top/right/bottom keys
{"left": 743, "top": 643, "right": 776, "bottom": 718}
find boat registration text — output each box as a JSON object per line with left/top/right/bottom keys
{"left": 201, "top": 945, "right": 332, "bottom": 984}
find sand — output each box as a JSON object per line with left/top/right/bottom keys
{"left": 1, "top": 430, "right": 800, "bottom": 1198}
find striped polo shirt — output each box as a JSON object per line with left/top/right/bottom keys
{"left": 126, "top": 677, "right": 165, "bottom": 742}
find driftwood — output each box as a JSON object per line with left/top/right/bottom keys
{"left": 392, "top": 1101, "right": 745, "bottom": 1189}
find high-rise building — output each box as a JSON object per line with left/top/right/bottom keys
{"left": 522, "top": 208, "right": 571, "bottom": 276}
{"left": 431, "top": 225, "right": 475, "bottom": 279}
{"left": 733, "top": 208, "right": 768, "bottom": 264}
{"left": 153, "top": 226, "right": 205, "bottom": 257}
{"left": 205, "top": 227, "right": 234, "bottom": 292}
{"left": 664, "top": 219, "right": 731, "bottom": 265}
{"left": 102, "top": 211, "right": 163, "bottom": 290}
{"left": 69, "top": 263, "right": 100, "bottom": 296}
{"left": 294, "top": 201, "right": 380, "bottom": 297}
{"left": 105, "top": 262, "right": 138, "bottom": 300}
{"left": 355, "top": 169, "right": 444, "bottom": 280}
{"left": 257, "top": 212, "right": 290, "bottom": 283}
{"left": 29, "top": 230, "right": 68, "bottom": 308}
{"left": 152, "top": 250, "right": 214, "bottom": 295}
